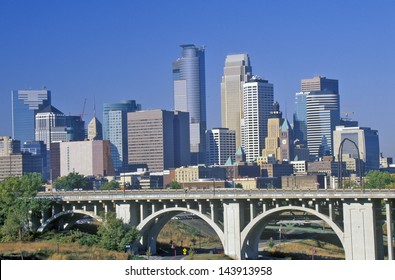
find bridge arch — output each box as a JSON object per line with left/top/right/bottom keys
{"left": 136, "top": 207, "right": 225, "bottom": 254}
{"left": 37, "top": 210, "right": 102, "bottom": 233}
{"left": 241, "top": 206, "right": 344, "bottom": 259}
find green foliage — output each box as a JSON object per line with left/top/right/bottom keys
{"left": 267, "top": 237, "right": 275, "bottom": 248}
{"left": 53, "top": 172, "right": 91, "bottom": 191}
{"left": 55, "top": 230, "right": 99, "bottom": 246}
{"left": 100, "top": 180, "right": 120, "bottom": 190}
{"left": 364, "top": 171, "right": 395, "bottom": 189}
{"left": 169, "top": 181, "right": 181, "bottom": 189}
{"left": 98, "top": 212, "right": 140, "bottom": 252}
{"left": 0, "top": 173, "right": 49, "bottom": 242}
{"left": 235, "top": 183, "right": 243, "bottom": 189}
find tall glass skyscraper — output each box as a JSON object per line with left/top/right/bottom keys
{"left": 221, "top": 54, "right": 252, "bottom": 149}
{"left": 173, "top": 44, "right": 206, "bottom": 165}
{"left": 293, "top": 91, "right": 309, "bottom": 145}
{"left": 103, "top": 100, "right": 141, "bottom": 173}
{"left": 299, "top": 76, "right": 340, "bottom": 159}
{"left": 11, "top": 89, "right": 51, "bottom": 145}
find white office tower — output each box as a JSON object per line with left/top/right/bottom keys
{"left": 206, "top": 128, "right": 236, "bottom": 166}
{"left": 242, "top": 76, "right": 273, "bottom": 162}
{"left": 221, "top": 54, "right": 252, "bottom": 149}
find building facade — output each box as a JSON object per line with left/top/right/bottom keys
{"left": 88, "top": 116, "right": 103, "bottom": 140}
{"left": 11, "top": 89, "right": 51, "bottom": 146}
{"left": 262, "top": 102, "right": 282, "bottom": 161}
{"left": 173, "top": 44, "right": 206, "bottom": 165}
{"left": 303, "top": 77, "right": 340, "bottom": 159}
{"left": 35, "top": 105, "right": 68, "bottom": 147}
{"left": 103, "top": 100, "right": 141, "bottom": 173}
{"left": 59, "top": 140, "right": 114, "bottom": 177}
{"left": 206, "top": 128, "right": 236, "bottom": 166}
{"left": 333, "top": 126, "right": 380, "bottom": 172}
{"left": 127, "top": 110, "right": 190, "bottom": 172}
{"left": 221, "top": 54, "right": 252, "bottom": 148}
{"left": 242, "top": 76, "right": 273, "bottom": 162}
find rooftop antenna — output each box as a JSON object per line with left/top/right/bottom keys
{"left": 93, "top": 96, "right": 96, "bottom": 118}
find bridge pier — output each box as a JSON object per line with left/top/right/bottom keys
{"left": 386, "top": 201, "right": 393, "bottom": 260}
{"left": 343, "top": 201, "right": 383, "bottom": 260}
{"left": 223, "top": 202, "right": 242, "bottom": 260}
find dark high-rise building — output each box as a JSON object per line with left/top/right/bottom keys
{"left": 22, "top": 140, "right": 47, "bottom": 179}
{"left": 66, "top": 116, "right": 85, "bottom": 141}
{"left": 11, "top": 89, "right": 51, "bottom": 146}
{"left": 173, "top": 44, "right": 206, "bottom": 165}
{"left": 127, "top": 110, "right": 190, "bottom": 172}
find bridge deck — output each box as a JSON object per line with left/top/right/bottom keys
{"left": 36, "top": 188, "right": 395, "bottom": 202}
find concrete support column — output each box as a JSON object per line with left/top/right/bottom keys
{"left": 328, "top": 202, "right": 334, "bottom": 221}
{"left": 223, "top": 202, "right": 242, "bottom": 260}
{"left": 104, "top": 204, "right": 108, "bottom": 214}
{"left": 262, "top": 202, "right": 267, "bottom": 213}
{"left": 343, "top": 202, "right": 381, "bottom": 260}
{"left": 249, "top": 202, "right": 256, "bottom": 222}
{"left": 83, "top": 205, "right": 87, "bottom": 212}
{"left": 129, "top": 202, "right": 139, "bottom": 226}
{"left": 140, "top": 203, "right": 149, "bottom": 222}
{"left": 93, "top": 205, "right": 97, "bottom": 216}
{"left": 386, "top": 201, "right": 394, "bottom": 260}
{"left": 116, "top": 203, "right": 131, "bottom": 224}
{"left": 151, "top": 203, "right": 156, "bottom": 214}
{"left": 315, "top": 202, "right": 319, "bottom": 212}
{"left": 210, "top": 202, "right": 218, "bottom": 223}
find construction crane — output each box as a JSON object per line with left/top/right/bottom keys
{"left": 80, "top": 98, "right": 87, "bottom": 119}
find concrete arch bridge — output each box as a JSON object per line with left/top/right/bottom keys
{"left": 35, "top": 188, "right": 395, "bottom": 260}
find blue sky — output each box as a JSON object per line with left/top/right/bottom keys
{"left": 1, "top": 0, "right": 394, "bottom": 158}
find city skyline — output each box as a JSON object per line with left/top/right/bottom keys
{"left": 1, "top": 1, "right": 394, "bottom": 158}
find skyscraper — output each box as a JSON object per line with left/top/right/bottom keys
{"left": 242, "top": 76, "right": 274, "bottom": 162}
{"left": 295, "top": 76, "right": 340, "bottom": 159}
{"left": 11, "top": 89, "right": 51, "bottom": 145}
{"left": 221, "top": 54, "right": 252, "bottom": 148}
{"left": 206, "top": 128, "right": 236, "bottom": 166}
{"left": 333, "top": 126, "right": 380, "bottom": 172}
{"left": 127, "top": 110, "right": 190, "bottom": 172}
{"left": 262, "top": 102, "right": 283, "bottom": 160}
{"left": 88, "top": 116, "right": 103, "bottom": 140}
{"left": 173, "top": 44, "right": 206, "bottom": 165}
{"left": 35, "top": 105, "right": 68, "bottom": 147}
{"left": 293, "top": 91, "right": 309, "bottom": 145}
{"left": 103, "top": 100, "right": 141, "bottom": 173}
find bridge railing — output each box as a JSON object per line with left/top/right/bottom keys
{"left": 36, "top": 187, "right": 395, "bottom": 200}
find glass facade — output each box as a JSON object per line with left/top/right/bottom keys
{"left": 173, "top": 44, "right": 206, "bottom": 164}
{"left": 103, "top": 100, "right": 141, "bottom": 173}
{"left": 11, "top": 90, "right": 51, "bottom": 146}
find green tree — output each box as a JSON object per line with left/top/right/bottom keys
{"left": 100, "top": 180, "right": 120, "bottom": 190}
{"left": 364, "top": 170, "right": 395, "bottom": 189}
{"left": 235, "top": 183, "right": 243, "bottom": 189}
{"left": 98, "top": 212, "right": 140, "bottom": 251}
{"left": 53, "top": 172, "right": 91, "bottom": 191}
{"left": 169, "top": 181, "right": 182, "bottom": 189}
{"left": 0, "top": 173, "right": 50, "bottom": 241}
